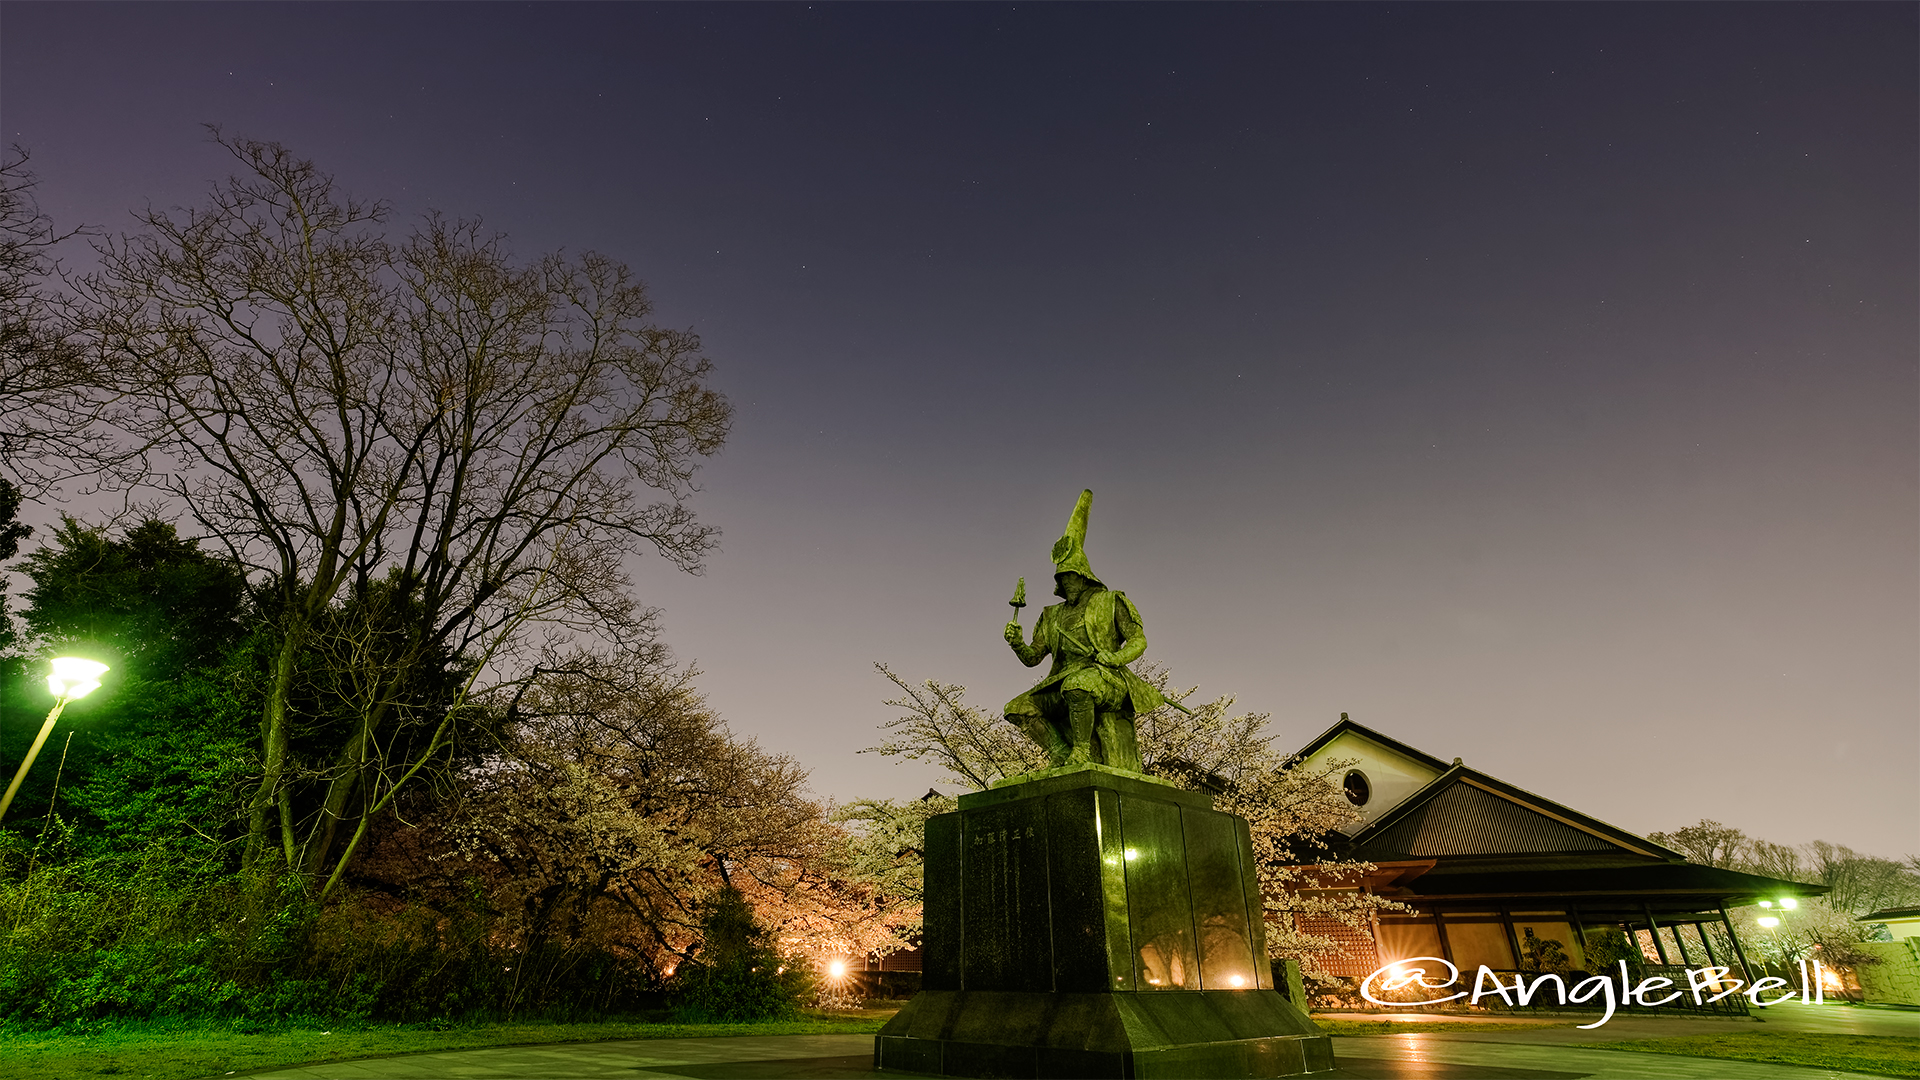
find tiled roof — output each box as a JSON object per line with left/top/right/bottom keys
{"left": 1859, "top": 907, "right": 1920, "bottom": 923}
{"left": 1358, "top": 778, "right": 1621, "bottom": 858}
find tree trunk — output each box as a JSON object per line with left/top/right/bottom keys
{"left": 302, "top": 706, "right": 380, "bottom": 878}
{"left": 245, "top": 629, "right": 303, "bottom": 874}
{"left": 300, "top": 648, "right": 420, "bottom": 877}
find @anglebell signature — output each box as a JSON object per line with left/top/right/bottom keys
{"left": 1359, "top": 956, "right": 1836, "bottom": 1029}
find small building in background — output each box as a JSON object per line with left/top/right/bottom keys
{"left": 1280, "top": 716, "right": 1824, "bottom": 1010}
{"left": 1854, "top": 908, "right": 1920, "bottom": 1005}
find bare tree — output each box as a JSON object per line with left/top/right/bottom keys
{"left": 1741, "top": 839, "right": 1809, "bottom": 886}
{"left": 1646, "top": 819, "right": 1750, "bottom": 869}
{"left": 77, "top": 133, "right": 730, "bottom": 885}
{"left": 1806, "top": 841, "right": 1920, "bottom": 916}
{"left": 865, "top": 663, "right": 1048, "bottom": 789}
{"left": 1651, "top": 821, "right": 1920, "bottom": 917}
{"left": 0, "top": 148, "right": 110, "bottom": 493}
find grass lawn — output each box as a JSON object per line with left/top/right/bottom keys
{"left": 0, "top": 1012, "right": 889, "bottom": 1080}
{"left": 1575, "top": 1033, "right": 1920, "bottom": 1078}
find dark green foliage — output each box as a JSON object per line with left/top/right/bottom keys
{"left": 671, "top": 964, "right": 801, "bottom": 1024}
{"left": 0, "top": 846, "right": 669, "bottom": 1027}
{"left": 669, "top": 888, "right": 804, "bottom": 1022}
{"left": 0, "top": 478, "right": 29, "bottom": 562}
{"left": 2, "top": 519, "right": 258, "bottom": 854}
{"left": 16, "top": 649, "right": 260, "bottom": 861}
{"left": 1582, "top": 926, "right": 1639, "bottom": 970}
{"left": 20, "top": 518, "right": 247, "bottom": 679}
{"left": 0, "top": 842, "right": 321, "bottom": 1025}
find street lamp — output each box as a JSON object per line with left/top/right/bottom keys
{"left": 0, "top": 657, "right": 109, "bottom": 822}
{"left": 1754, "top": 910, "right": 1789, "bottom": 981}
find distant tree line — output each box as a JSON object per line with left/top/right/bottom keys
{"left": 1646, "top": 818, "right": 1920, "bottom": 981}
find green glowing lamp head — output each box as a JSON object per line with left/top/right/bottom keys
{"left": 1757, "top": 916, "right": 1781, "bottom": 928}
{"left": 1758, "top": 900, "right": 1773, "bottom": 909}
{"left": 1779, "top": 897, "right": 1798, "bottom": 910}
{"left": 47, "top": 657, "right": 109, "bottom": 702}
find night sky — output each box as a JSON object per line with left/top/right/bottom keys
{"left": 4, "top": 3, "right": 1914, "bottom": 855}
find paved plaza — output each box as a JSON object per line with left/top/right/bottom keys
{"left": 235, "top": 1002, "right": 1917, "bottom": 1080}
{"left": 1316, "top": 999, "right": 1919, "bottom": 1044}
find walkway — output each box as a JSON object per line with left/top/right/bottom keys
{"left": 237, "top": 1004, "right": 1917, "bottom": 1080}
{"left": 240, "top": 1033, "right": 876, "bottom": 1079}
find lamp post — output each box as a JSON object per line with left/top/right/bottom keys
{"left": 1755, "top": 896, "right": 1800, "bottom": 982}
{"left": 0, "top": 657, "right": 109, "bottom": 823}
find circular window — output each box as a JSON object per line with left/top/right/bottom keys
{"left": 1343, "top": 770, "right": 1371, "bottom": 807}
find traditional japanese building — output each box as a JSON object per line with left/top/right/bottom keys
{"left": 1281, "top": 716, "right": 1824, "bottom": 993}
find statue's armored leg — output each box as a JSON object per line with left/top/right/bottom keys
{"left": 1095, "top": 712, "right": 1143, "bottom": 773}
{"left": 1008, "top": 710, "right": 1070, "bottom": 767}
{"left": 1064, "top": 689, "right": 1095, "bottom": 766}
{"left": 1006, "top": 689, "right": 1073, "bottom": 767}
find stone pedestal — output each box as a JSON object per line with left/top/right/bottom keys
{"left": 875, "top": 766, "right": 1333, "bottom": 1078}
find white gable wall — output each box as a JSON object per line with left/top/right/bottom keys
{"left": 1301, "top": 729, "right": 1446, "bottom": 832}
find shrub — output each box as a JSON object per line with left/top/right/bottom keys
{"left": 0, "top": 846, "right": 664, "bottom": 1027}
{"left": 668, "top": 888, "right": 802, "bottom": 1022}
{"left": 1582, "top": 927, "right": 1638, "bottom": 970}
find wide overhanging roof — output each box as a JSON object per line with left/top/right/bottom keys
{"left": 1859, "top": 907, "right": 1920, "bottom": 923}
{"left": 1398, "top": 862, "right": 1827, "bottom": 914}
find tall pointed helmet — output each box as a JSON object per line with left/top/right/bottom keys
{"left": 1050, "top": 489, "right": 1104, "bottom": 587}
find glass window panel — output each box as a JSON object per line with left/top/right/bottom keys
{"left": 1378, "top": 920, "right": 1443, "bottom": 966}
{"left": 1512, "top": 920, "right": 1580, "bottom": 971}
{"left": 1443, "top": 920, "right": 1515, "bottom": 971}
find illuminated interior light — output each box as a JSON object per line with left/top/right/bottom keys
{"left": 1124, "top": 848, "right": 1139, "bottom": 861}
{"left": 1228, "top": 974, "right": 1246, "bottom": 987}
{"left": 1779, "top": 897, "right": 1798, "bottom": 910}
{"left": 1758, "top": 900, "right": 1772, "bottom": 909}
{"left": 1757, "top": 916, "right": 1780, "bottom": 928}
